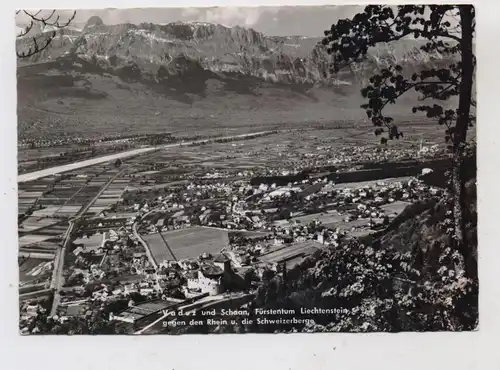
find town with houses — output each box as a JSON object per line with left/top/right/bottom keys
{"left": 18, "top": 128, "right": 448, "bottom": 334}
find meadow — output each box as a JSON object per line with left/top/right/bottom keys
{"left": 141, "top": 226, "right": 230, "bottom": 263}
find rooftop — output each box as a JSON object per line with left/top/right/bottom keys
{"left": 200, "top": 264, "right": 224, "bottom": 277}
{"left": 213, "top": 253, "right": 229, "bottom": 263}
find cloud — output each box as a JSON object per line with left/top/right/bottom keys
{"left": 181, "top": 6, "right": 275, "bottom": 27}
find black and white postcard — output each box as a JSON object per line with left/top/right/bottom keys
{"left": 15, "top": 4, "right": 478, "bottom": 336}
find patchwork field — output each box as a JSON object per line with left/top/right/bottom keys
{"left": 142, "top": 226, "right": 229, "bottom": 263}
{"left": 259, "top": 240, "right": 324, "bottom": 269}
{"left": 115, "top": 122, "right": 458, "bottom": 192}
{"left": 19, "top": 217, "right": 61, "bottom": 232}
{"left": 291, "top": 212, "right": 344, "bottom": 225}
{"left": 231, "top": 230, "right": 272, "bottom": 239}
{"left": 380, "top": 201, "right": 412, "bottom": 216}
{"left": 19, "top": 234, "right": 56, "bottom": 247}
{"left": 87, "top": 178, "right": 128, "bottom": 215}
{"left": 19, "top": 257, "right": 53, "bottom": 284}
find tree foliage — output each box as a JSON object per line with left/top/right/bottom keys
{"left": 322, "top": 5, "right": 475, "bottom": 146}
{"left": 16, "top": 9, "right": 76, "bottom": 58}
{"left": 322, "top": 5, "right": 476, "bottom": 279}
{"left": 253, "top": 236, "right": 477, "bottom": 333}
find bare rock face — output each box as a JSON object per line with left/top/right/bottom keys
{"left": 16, "top": 20, "right": 450, "bottom": 85}
{"left": 84, "top": 16, "right": 105, "bottom": 30}
{"left": 16, "top": 21, "right": 457, "bottom": 141}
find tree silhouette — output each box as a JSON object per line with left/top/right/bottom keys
{"left": 16, "top": 9, "right": 76, "bottom": 58}
{"left": 322, "top": 5, "right": 476, "bottom": 277}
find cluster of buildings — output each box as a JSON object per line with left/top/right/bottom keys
{"left": 19, "top": 131, "right": 450, "bottom": 334}
{"left": 204, "top": 144, "right": 445, "bottom": 182}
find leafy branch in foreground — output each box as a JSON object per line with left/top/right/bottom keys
{"left": 254, "top": 234, "right": 477, "bottom": 333}
{"left": 322, "top": 5, "right": 476, "bottom": 278}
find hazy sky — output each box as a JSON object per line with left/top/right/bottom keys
{"left": 16, "top": 6, "right": 364, "bottom": 36}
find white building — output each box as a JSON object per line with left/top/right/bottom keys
{"left": 186, "top": 266, "right": 224, "bottom": 296}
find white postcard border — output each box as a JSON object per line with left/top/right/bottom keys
{"left": 1, "top": 1, "right": 498, "bottom": 369}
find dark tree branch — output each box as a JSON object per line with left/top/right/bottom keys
{"left": 322, "top": 4, "right": 473, "bottom": 147}
{"left": 16, "top": 10, "right": 76, "bottom": 59}
{"left": 17, "top": 32, "right": 56, "bottom": 58}
{"left": 17, "top": 20, "right": 34, "bottom": 38}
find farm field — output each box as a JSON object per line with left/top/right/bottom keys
{"left": 380, "top": 201, "right": 412, "bottom": 216}
{"left": 24, "top": 120, "right": 460, "bottom": 198}
{"left": 230, "top": 230, "right": 272, "bottom": 239}
{"left": 19, "top": 257, "right": 53, "bottom": 284}
{"left": 122, "top": 123, "right": 451, "bottom": 189}
{"left": 19, "top": 234, "right": 56, "bottom": 247}
{"left": 87, "top": 179, "right": 128, "bottom": 215}
{"left": 331, "top": 177, "right": 413, "bottom": 190}
{"left": 18, "top": 217, "right": 62, "bottom": 232}
{"left": 141, "top": 226, "right": 230, "bottom": 263}
{"left": 259, "top": 240, "right": 324, "bottom": 269}
{"left": 291, "top": 212, "right": 344, "bottom": 225}
{"left": 19, "top": 239, "right": 59, "bottom": 254}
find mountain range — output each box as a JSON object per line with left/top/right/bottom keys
{"left": 17, "top": 17, "right": 454, "bottom": 141}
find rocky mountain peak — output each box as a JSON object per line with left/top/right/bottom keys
{"left": 84, "top": 15, "right": 105, "bottom": 30}
{"left": 17, "top": 19, "right": 450, "bottom": 87}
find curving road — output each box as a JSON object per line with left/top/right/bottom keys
{"left": 18, "top": 131, "right": 276, "bottom": 183}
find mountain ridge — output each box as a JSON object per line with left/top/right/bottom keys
{"left": 17, "top": 18, "right": 451, "bottom": 84}
{"left": 17, "top": 18, "right": 456, "bottom": 141}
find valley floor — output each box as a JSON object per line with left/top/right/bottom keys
{"left": 18, "top": 125, "right": 476, "bottom": 335}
